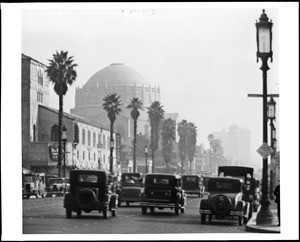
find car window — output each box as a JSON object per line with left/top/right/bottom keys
{"left": 78, "top": 174, "right": 98, "bottom": 183}
{"left": 208, "top": 180, "right": 241, "bottom": 192}
{"left": 152, "top": 178, "right": 170, "bottom": 185}
{"left": 185, "top": 177, "right": 197, "bottom": 182}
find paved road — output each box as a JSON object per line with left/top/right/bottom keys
{"left": 23, "top": 195, "right": 248, "bottom": 234}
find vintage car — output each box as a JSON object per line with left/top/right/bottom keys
{"left": 218, "top": 166, "right": 260, "bottom": 213}
{"left": 63, "top": 170, "right": 118, "bottom": 219}
{"left": 140, "top": 173, "right": 186, "bottom": 215}
{"left": 115, "top": 172, "right": 144, "bottom": 206}
{"left": 46, "top": 177, "right": 70, "bottom": 197}
{"left": 181, "top": 174, "right": 203, "bottom": 197}
{"left": 22, "top": 172, "right": 46, "bottom": 199}
{"left": 199, "top": 177, "right": 251, "bottom": 225}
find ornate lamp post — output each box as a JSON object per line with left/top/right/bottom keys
{"left": 267, "top": 97, "right": 276, "bottom": 199}
{"left": 144, "top": 145, "right": 148, "bottom": 174}
{"left": 62, "top": 126, "right": 67, "bottom": 178}
{"left": 255, "top": 9, "right": 275, "bottom": 225}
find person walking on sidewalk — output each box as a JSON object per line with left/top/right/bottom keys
{"left": 274, "top": 181, "right": 280, "bottom": 226}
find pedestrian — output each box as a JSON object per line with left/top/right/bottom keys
{"left": 273, "top": 180, "right": 280, "bottom": 226}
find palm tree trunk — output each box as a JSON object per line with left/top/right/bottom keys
{"left": 133, "top": 119, "right": 137, "bottom": 173}
{"left": 58, "top": 94, "right": 63, "bottom": 178}
{"left": 110, "top": 121, "right": 114, "bottom": 174}
{"left": 151, "top": 150, "right": 155, "bottom": 173}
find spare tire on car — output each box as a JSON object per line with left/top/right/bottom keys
{"left": 212, "top": 195, "right": 231, "bottom": 215}
{"left": 75, "top": 188, "right": 97, "bottom": 210}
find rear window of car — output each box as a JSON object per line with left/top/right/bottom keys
{"left": 208, "top": 179, "right": 241, "bottom": 192}
{"left": 184, "top": 177, "right": 197, "bottom": 182}
{"left": 78, "top": 174, "right": 98, "bottom": 183}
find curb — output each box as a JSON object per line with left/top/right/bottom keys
{"left": 246, "top": 205, "right": 280, "bottom": 233}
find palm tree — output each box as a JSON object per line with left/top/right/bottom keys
{"left": 46, "top": 51, "right": 77, "bottom": 178}
{"left": 127, "top": 97, "right": 143, "bottom": 172}
{"left": 147, "top": 101, "right": 165, "bottom": 173}
{"left": 207, "top": 134, "right": 223, "bottom": 173}
{"left": 178, "top": 120, "right": 188, "bottom": 174}
{"left": 186, "top": 122, "right": 197, "bottom": 173}
{"left": 161, "top": 118, "right": 176, "bottom": 173}
{"left": 103, "top": 93, "right": 122, "bottom": 174}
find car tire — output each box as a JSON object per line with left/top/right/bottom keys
{"left": 243, "top": 216, "right": 248, "bottom": 224}
{"left": 180, "top": 207, "right": 185, "bottom": 213}
{"left": 150, "top": 207, "right": 155, "bottom": 214}
{"left": 175, "top": 207, "right": 179, "bottom": 216}
{"left": 142, "top": 207, "right": 147, "bottom": 215}
{"left": 201, "top": 214, "right": 206, "bottom": 224}
{"left": 77, "top": 210, "right": 82, "bottom": 217}
{"left": 238, "top": 216, "right": 242, "bottom": 226}
{"left": 66, "top": 208, "right": 72, "bottom": 218}
{"left": 208, "top": 214, "right": 212, "bottom": 222}
{"left": 118, "top": 200, "right": 122, "bottom": 207}
{"left": 76, "top": 188, "right": 96, "bottom": 210}
{"left": 103, "top": 209, "right": 108, "bottom": 219}
{"left": 111, "top": 210, "right": 116, "bottom": 217}
{"left": 126, "top": 201, "right": 130, "bottom": 206}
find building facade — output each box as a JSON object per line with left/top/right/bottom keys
{"left": 22, "top": 54, "right": 116, "bottom": 177}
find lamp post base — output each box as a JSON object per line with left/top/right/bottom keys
{"left": 256, "top": 202, "right": 276, "bottom": 225}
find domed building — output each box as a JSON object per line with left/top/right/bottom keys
{"left": 71, "top": 63, "right": 161, "bottom": 160}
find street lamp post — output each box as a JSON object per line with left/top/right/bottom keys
{"left": 144, "top": 145, "right": 148, "bottom": 174}
{"left": 268, "top": 97, "right": 276, "bottom": 200}
{"left": 62, "top": 126, "right": 67, "bottom": 178}
{"left": 255, "top": 9, "right": 275, "bottom": 225}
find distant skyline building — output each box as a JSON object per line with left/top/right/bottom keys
{"left": 212, "top": 124, "right": 252, "bottom": 167}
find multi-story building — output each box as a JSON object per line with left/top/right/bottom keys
{"left": 212, "top": 124, "right": 251, "bottom": 167}
{"left": 22, "top": 54, "right": 116, "bottom": 176}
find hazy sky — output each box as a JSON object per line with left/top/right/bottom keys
{"left": 2, "top": 2, "right": 299, "bottom": 241}
{"left": 21, "top": 4, "right": 281, "bottom": 167}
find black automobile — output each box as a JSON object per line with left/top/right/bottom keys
{"left": 140, "top": 173, "right": 186, "bottom": 215}
{"left": 115, "top": 172, "right": 144, "bottom": 207}
{"left": 63, "top": 170, "right": 118, "bottom": 219}
{"left": 181, "top": 174, "right": 203, "bottom": 197}
{"left": 218, "top": 166, "right": 260, "bottom": 213}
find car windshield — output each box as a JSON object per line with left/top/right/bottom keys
{"left": 208, "top": 179, "right": 241, "bottom": 193}
{"left": 122, "top": 175, "right": 142, "bottom": 185}
{"left": 24, "top": 175, "right": 36, "bottom": 182}
{"left": 50, "top": 178, "right": 65, "bottom": 184}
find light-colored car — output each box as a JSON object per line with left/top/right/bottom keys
{"left": 46, "top": 177, "right": 70, "bottom": 197}
{"left": 199, "top": 177, "right": 251, "bottom": 225}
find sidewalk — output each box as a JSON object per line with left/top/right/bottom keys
{"left": 246, "top": 201, "right": 280, "bottom": 233}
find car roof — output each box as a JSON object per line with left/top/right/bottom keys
{"left": 145, "top": 173, "right": 181, "bottom": 179}
{"left": 209, "top": 176, "right": 242, "bottom": 182}
{"left": 218, "top": 166, "right": 254, "bottom": 176}
{"left": 70, "top": 169, "right": 109, "bottom": 175}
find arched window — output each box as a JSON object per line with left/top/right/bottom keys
{"left": 51, "top": 124, "right": 59, "bottom": 142}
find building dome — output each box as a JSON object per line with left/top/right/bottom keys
{"left": 84, "top": 63, "right": 150, "bottom": 88}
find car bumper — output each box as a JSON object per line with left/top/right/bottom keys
{"left": 199, "top": 210, "right": 243, "bottom": 216}
{"left": 140, "top": 201, "right": 179, "bottom": 208}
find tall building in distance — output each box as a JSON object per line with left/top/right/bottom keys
{"left": 212, "top": 124, "right": 251, "bottom": 167}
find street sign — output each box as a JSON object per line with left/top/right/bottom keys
{"left": 257, "top": 142, "right": 272, "bottom": 159}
